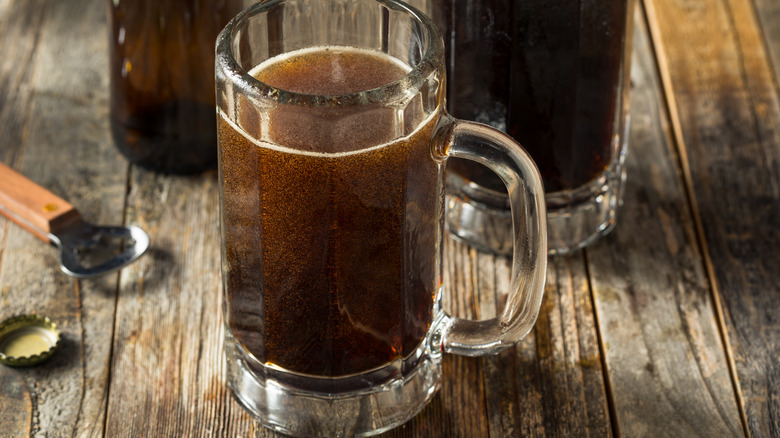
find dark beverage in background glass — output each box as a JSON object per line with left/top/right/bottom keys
{"left": 107, "top": 0, "right": 243, "bottom": 173}
{"left": 430, "top": 0, "right": 635, "bottom": 254}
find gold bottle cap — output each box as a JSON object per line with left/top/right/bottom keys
{"left": 0, "top": 314, "right": 61, "bottom": 367}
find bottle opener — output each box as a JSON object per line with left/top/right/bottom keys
{"left": 0, "top": 162, "right": 149, "bottom": 278}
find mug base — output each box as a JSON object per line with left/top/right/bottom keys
{"left": 446, "top": 149, "right": 627, "bottom": 256}
{"left": 225, "top": 331, "right": 443, "bottom": 437}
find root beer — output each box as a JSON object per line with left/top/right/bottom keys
{"left": 219, "top": 47, "right": 441, "bottom": 377}
{"left": 432, "top": 0, "right": 629, "bottom": 193}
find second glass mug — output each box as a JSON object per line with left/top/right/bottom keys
{"left": 425, "top": 0, "right": 637, "bottom": 255}
{"left": 215, "top": 0, "right": 547, "bottom": 436}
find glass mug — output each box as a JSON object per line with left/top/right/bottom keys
{"left": 215, "top": 0, "right": 547, "bottom": 435}
{"left": 429, "top": 0, "right": 636, "bottom": 255}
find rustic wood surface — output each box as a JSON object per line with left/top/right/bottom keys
{"left": 0, "top": 0, "right": 778, "bottom": 436}
{"left": 645, "top": 0, "right": 780, "bottom": 436}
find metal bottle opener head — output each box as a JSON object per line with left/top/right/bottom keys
{"left": 50, "top": 220, "right": 149, "bottom": 278}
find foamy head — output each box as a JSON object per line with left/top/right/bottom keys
{"left": 249, "top": 46, "right": 412, "bottom": 95}
{"left": 220, "top": 46, "right": 440, "bottom": 157}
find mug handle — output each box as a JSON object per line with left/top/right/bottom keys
{"left": 437, "top": 119, "right": 547, "bottom": 356}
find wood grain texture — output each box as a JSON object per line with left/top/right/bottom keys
{"left": 754, "top": 0, "right": 780, "bottom": 91}
{"left": 483, "top": 254, "right": 612, "bottom": 438}
{"left": 0, "top": 0, "right": 46, "bottom": 168}
{"left": 586, "top": 4, "right": 744, "bottom": 437}
{"left": 0, "top": 161, "right": 81, "bottom": 241}
{"left": 392, "top": 237, "right": 610, "bottom": 437}
{"left": 645, "top": 0, "right": 780, "bottom": 436}
{"left": 0, "top": 0, "right": 127, "bottom": 437}
{"left": 104, "top": 170, "right": 256, "bottom": 437}
{"left": 2, "top": 0, "right": 778, "bottom": 435}
{"left": 385, "top": 234, "right": 609, "bottom": 437}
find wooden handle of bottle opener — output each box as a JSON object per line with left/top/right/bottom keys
{"left": 0, "top": 161, "right": 82, "bottom": 242}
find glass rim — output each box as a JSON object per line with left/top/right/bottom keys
{"left": 215, "top": 0, "right": 444, "bottom": 107}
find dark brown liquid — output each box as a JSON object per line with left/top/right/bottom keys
{"left": 108, "top": 0, "right": 242, "bottom": 173}
{"left": 219, "top": 48, "right": 440, "bottom": 377}
{"left": 432, "top": 0, "right": 629, "bottom": 192}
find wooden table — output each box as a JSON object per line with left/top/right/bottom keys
{"left": 1, "top": 0, "right": 778, "bottom": 436}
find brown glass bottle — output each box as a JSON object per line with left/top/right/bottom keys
{"left": 107, "top": 0, "right": 243, "bottom": 173}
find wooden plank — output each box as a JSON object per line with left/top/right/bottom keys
{"left": 426, "top": 236, "right": 611, "bottom": 437}
{"left": 385, "top": 238, "right": 611, "bottom": 437}
{"left": 753, "top": 0, "right": 780, "bottom": 90}
{"left": 0, "top": 0, "right": 46, "bottom": 167}
{"left": 494, "top": 254, "right": 611, "bottom": 438}
{"left": 0, "top": 1, "right": 52, "bottom": 430}
{"left": 650, "top": 0, "right": 780, "bottom": 437}
{"left": 104, "top": 170, "right": 257, "bottom": 437}
{"left": 435, "top": 240, "right": 491, "bottom": 436}
{"left": 586, "top": 4, "right": 744, "bottom": 437}
{"left": 0, "top": 0, "right": 128, "bottom": 437}
{"left": 645, "top": 0, "right": 780, "bottom": 435}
